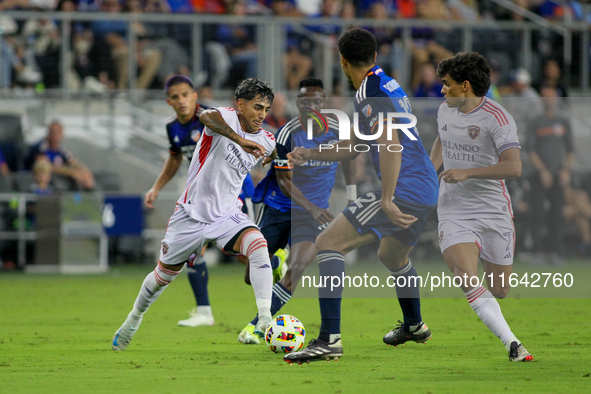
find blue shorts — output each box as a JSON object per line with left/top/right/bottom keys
{"left": 256, "top": 205, "right": 291, "bottom": 254}
{"left": 343, "top": 190, "right": 436, "bottom": 246}
{"left": 292, "top": 209, "right": 325, "bottom": 245}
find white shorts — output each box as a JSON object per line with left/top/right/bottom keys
{"left": 159, "top": 205, "right": 258, "bottom": 266}
{"left": 438, "top": 218, "right": 515, "bottom": 266}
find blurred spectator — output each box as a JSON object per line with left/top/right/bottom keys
{"left": 0, "top": 16, "right": 42, "bottom": 88}
{"left": 363, "top": 1, "right": 402, "bottom": 80}
{"left": 448, "top": 0, "right": 481, "bottom": 21}
{"left": 89, "top": 0, "right": 162, "bottom": 90}
{"left": 0, "top": 149, "right": 11, "bottom": 176}
{"left": 412, "top": 62, "right": 444, "bottom": 97}
{"left": 124, "top": 0, "right": 191, "bottom": 87}
{"left": 25, "top": 121, "right": 95, "bottom": 190}
{"left": 535, "top": 58, "right": 569, "bottom": 98}
{"left": 485, "top": 59, "right": 503, "bottom": 102}
{"left": 563, "top": 186, "right": 591, "bottom": 257}
{"left": 217, "top": 0, "right": 258, "bottom": 88}
{"left": 411, "top": 0, "right": 454, "bottom": 88}
{"left": 264, "top": 91, "right": 288, "bottom": 130}
{"left": 526, "top": 86, "right": 574, "bottom": 265}
{"left": 29, "top": 158, "right": 55, "bottom": 195}
{"left": 21, "top": 17, "right": 61, "bottom": 88}
{"left": 504, "top": 67, "right": 543, "bottom": 138}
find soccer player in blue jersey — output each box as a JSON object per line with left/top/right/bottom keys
{"left": 144, "top": 75, "right": 215, "bottom": 327}
{"left": 237, "top": 77, "right": 356, "bottom": 344}
{"left": 285, "top": 28, "right": 440, "bottom": 364}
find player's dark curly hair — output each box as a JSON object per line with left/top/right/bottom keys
{"left": 436, "top": 52, "right": 491, "bottom": 97}
{"left": 338, "top": 28, "right": 376, "bottom": 68}
{"left": 235, "top": 78, "right": 274, "bottom": 104}
{"left": 299, "top": 77, "right": 324, "bottom": 90}
{"left": 164, "top": 75, "right": 194, "bottom": 95}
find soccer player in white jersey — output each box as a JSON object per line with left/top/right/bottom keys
{"left": 112, "top": 78, "right": 277, "bottom": 351}
{"left": 430, "top": 52, "right": 533, "bottom": 362}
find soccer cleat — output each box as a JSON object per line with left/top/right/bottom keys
{"left": 254, "top": 315, "right": 272, "bottom": 338}
{"left": 283, "top": 337, "right": 343, "bottom": 364}
{"left": 383, "top": 320, "right": 431, "bottom": 346}
{"left": 237, "top": 324, "right": 261, "bottom": 345}
{"left": 508, "top": 341, "right": 533, "bottom": 362}
{"left": 273, "top": 248, "right": 289, "bottom": 283}
{"left": 177, "top": 307, "right": 215, "bottom": 327}
{"left": 112, "top": 316, "right": 143, "bottom": 351}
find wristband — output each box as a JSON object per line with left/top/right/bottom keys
{"left": 346, "top": 184, "right": 357, "bottom": 201}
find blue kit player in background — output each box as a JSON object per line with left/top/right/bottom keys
{"left": 144, "top": 75, "right": 215, "bottom": 328}
{"left": 285, "top": 28, "right": 439, "bottom": 364}
{"left": 238, "top": 77, "right": 356, "bottom": 344}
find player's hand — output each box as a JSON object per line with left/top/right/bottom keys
{"left": 288, "top": 147, "right": 310, "bottom": 167}
{"left": 439, "top": 168, "right": 470, "bottom": 184}
{"left": 381, "top": 200, "right": 417, "bottom": 229}
{"left": 145, "top": 188, "right": 158, "bottom": 209}
{"left": 262, "top": 149, "right": 278, "bottom": 166}
{"left": 310, "top": 206, "right": 334, "bottom": 225}
{"left": 540, "top": 168, "right": 554, "bottom": 189}
{"left": 238, "top": 137, "right": 266, "bottom": 158}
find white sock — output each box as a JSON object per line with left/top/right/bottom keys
{"left": 240, "top": 231, "right": 272, "bottom": 319}
{"left": 197, "top": 305, "right": 212, "bottom": 316}
{"left": 130, "top": 262, "right": 181, "bottom": 321}
{"left": 465, "top": 285, "right": 518, "bottom": 350}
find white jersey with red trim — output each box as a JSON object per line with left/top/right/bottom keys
{"left": 177, "top": 106, "right": 276, "bottom": 223}
{"left": 436, "top": 97, "right": 521, "bottom": 220}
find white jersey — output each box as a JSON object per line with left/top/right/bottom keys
{"left": 436, "top": 98, "right": 520, "bottom": 220}
{"left": 177, "top": 106, "right": 276, "bottom": 223}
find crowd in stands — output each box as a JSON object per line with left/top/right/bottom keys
{"left": 1, "top": 0, "right": 590, "bottom": 92}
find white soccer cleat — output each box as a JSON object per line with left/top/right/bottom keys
{"left": 177, "top": 307, "right": 215, "bottom": 327}
{"left": 237, "top": 324, "right": 261, "bottom": 344}
{"left": 254, "top": 315, "right": 272, "bottom": 338}
{"left": 112, "top": 316, "right": 143, "bottom": 351}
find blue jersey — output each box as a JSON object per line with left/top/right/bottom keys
{"left": 252, "top": 116, "right": 340, "bottom": 212}
{"left": 356, "top": 65, "right": 438, "bottom": 205}
{"left": 166, "top": 104, "right": 209, "bottom": 162}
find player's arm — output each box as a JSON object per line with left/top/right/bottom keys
{"left": 430, "top": 135, "right": 443, "bottom": 172}
{"left": 289, "top": 128, "right": 361, "bottom": 165}
{"left": 276, "top": 170, "right": 334, "bottom": 225}
{"left": 199, "top": 109, "right": 265, "bottom": 157}
{"left": 378, "top": 128, "right": 418, "bottom": 229}
{"left": 145, "top": 152, "right": 183, "bottom": 208}
{"left": 440, "top": 147, "right": 522, "bottom": 183}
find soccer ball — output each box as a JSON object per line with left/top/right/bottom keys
{"left": 264, "top": 315, "right": 306, "bottom": 354}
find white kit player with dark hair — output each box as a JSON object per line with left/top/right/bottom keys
{"left": 112, "top": 78, "right": 277, "bottom": 351}
{"left": 431, "top": 52, "right": 533, "bottom": 362}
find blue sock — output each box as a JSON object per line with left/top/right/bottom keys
{"left": 270, "top": 255, "right": 280, "bottom": 270}
{"left": 391, "top": 260, "right": 422, "bottom": 330}
{"left": 187, "top": 258, "right": 210, "bottom": 307}
{"left": 317, "top": 250, "right": 344, "bottom": 342}
{"left": 250, "top": 282, "right": 291, "bottom": 325}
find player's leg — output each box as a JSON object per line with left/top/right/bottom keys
{"left": 177, "top": 249, "right": 215, "bottom": 327}
{"left": 379, "top": 237, "right": 431, "bottom": 346}
{"left": 284, "top": 213, "right": 375, "bottom": 364}
{"left": 112, "top": 208, "right": 201, "bottom": 350}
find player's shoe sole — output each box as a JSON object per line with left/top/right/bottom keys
{"left": 112, "top": 316, "right": 142, "bottom": 351}
{"left": 273, "top": 248, "right": 289, "bottom": 283}
{"left": 509, "top": 341, "right": 534, "bottom": 362}
{"left": 383, "top": 320, "right": 431, "bottom": 347}
{"left": 177, "top": 309, "right": 215, "bottom": 327}
{"left": 283, "top": 338, "right": 343, "bottom": 365}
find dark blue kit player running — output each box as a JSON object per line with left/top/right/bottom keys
{"left": 285, "top": 28, "right": 439, "bottom": 364}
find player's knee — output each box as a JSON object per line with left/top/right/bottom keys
{"left": 315, "top": 231, "right": 341, "bottom": 253}
{"left": 490, "top": 286, "right": 510, "bottom": 299}
{"left": 240, "top": 230, "right": 269, "bottom": 266}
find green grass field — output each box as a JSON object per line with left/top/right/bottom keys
{"left": 2, "top": 262, "right": 590, "bottom": 393}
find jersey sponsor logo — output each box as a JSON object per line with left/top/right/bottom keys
{"left": 161, "top": 242, "right": 169, "bottom": 255}
{"left": 362, "top": 104, "right": 372, "bottom": 117}
{"left": 468, "top": 125, "right": 480, "bottom": 140}
{"left": 191, "top": 129, "right": 201, "bottom": 142}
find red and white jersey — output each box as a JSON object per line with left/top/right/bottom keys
{"left": 177, "top": 106, "right": 276, "bottom": 223}
{"left": 436, "top": 98, "right": 520, "bottom": 220}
